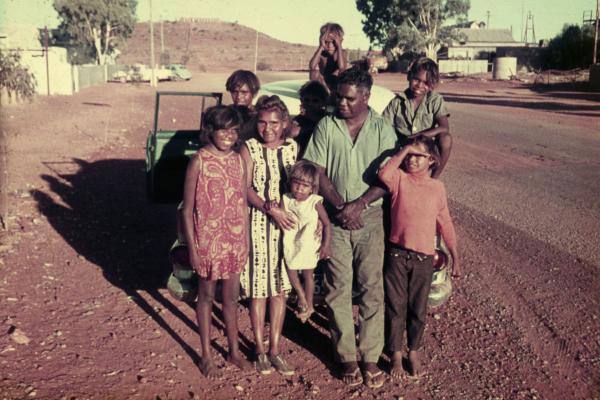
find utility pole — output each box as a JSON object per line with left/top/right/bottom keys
{"left": 149, "top": 0, "right": 157, "bottom": 87}
{"left": 524, "top": 10, "right": 536, "bottom": 44}
{"left": 160, "top": 19, "right": 164, "bottom": 54}
{"left": 486, "top": 11, "right": 490, "bottom": 28}
{"left": 253, "top": 30, "right": 259, "bottom": 73}
{"left": 44, "top": 26, "right": 50, "bottom": 95}
{"left": 594, "top": 0, "right": 599, "bottom": 64}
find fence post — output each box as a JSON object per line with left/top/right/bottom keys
{"left": 0, "top": 129, "right": 8, "bottom": 230}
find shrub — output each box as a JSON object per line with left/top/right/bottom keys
{"left": 0, "top": 50, "right": 36, "bottom": 104}
{"left": 542, "top": 24, "right": 597, "bottom": 69}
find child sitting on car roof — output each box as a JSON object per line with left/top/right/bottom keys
{"left": 309, "top": 23, "right": 348, "bottom": 95}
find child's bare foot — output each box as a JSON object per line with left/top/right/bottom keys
{"left": 198, "top": 357, "right": 221, "bottom": 379}
{"left": 390, "top": 351, "right": 404, "bottom": 379}
{"left": 227, "top": 353, "right": 252, "bottom": 370}
{"left": 407, "top": 350, "right": 424, "bottom": 378}
{"left": 298, "top": 306, "right": 314, "bottom": 323}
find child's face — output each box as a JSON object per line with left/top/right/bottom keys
{"left": 290, "top": 178, "right": 313, "bottom": 201}
{"left": 257, "top": 110, "right": 286, "bottom": 146}
{"left": 408, "top": 69, "right": 431, "bottom": 97}
{"left": 323, "top": 35, "right": 337, "bottom": 55}
{"left": 404, "top": 143, "right": 434, "bottom": 174}
{"left": 301, "top": 94, "right": 326, "bottom": 115}
{"left": 230, "top": 84, "right": 254, "bottom": 107}
{"left": 210, "top": 126, "right": 239, "bottom": 153}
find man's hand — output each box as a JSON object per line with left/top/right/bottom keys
{"left": 335, "top": 199, "right": 366, "bottom": 230}
{"left": 319, "top": 244, "right": 332, "bottom": 260}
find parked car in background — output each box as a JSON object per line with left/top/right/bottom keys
{"left": 111, "top": 64, "right": 173, "bottom": 83}
{"left": 167, "top": 64, "right": 192, "bottom": 81}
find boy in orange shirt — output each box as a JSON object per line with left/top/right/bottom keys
{"left": 378, "top": 137, "right": 460, "bottom": 378}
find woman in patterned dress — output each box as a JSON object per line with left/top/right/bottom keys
{"left": 240, "top": 95, "right": 298, "bottom": 376}
{"left": 181, "top": 105, "right": 252, "bottom": 378}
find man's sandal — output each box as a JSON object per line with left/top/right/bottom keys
{"left": 363, "top": 369, "right": 385, "bottom": 388}
{"left": 362, "top": 362, "right": 385, "bottom": 388}
{"left": 340, "top": 364, "right": 363, "bottom": 387}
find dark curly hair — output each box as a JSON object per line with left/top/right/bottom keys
{"left": 200, "top": 105, "right": 242, "bottom": 144}
{"left": 407, "top": 57, "right": 440, "bottom": 89}
{"left": 255, "top": 95, "right": 290, "bottom": 123}
{"left": 225, "top": 70, "right": 261, "bottom": 95}
{"left": 299, "top": 80, "right": 329, "bottom": 101}
{"left": 337, "top": 65, "right": 373, "bottom": 92}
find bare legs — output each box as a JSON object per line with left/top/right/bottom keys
{"left": 196, "top": 279, "right": 220, "bottom": 378}
{"left": 286, "top": 269, "right": 315, "bottom": 322}
{"left": 196, "top": 275, "right": 250, "bottom": 378}
{"left": 249, "top": 294, "right": 287, "bottom": 356}
{"left": 221, "top": 274, "right": 252, "bottom": 370}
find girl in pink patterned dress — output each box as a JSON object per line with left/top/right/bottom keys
{"left": 181, "top": 105, "right": 251, "bottom": 378}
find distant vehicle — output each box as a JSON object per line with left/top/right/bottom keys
{"left": 111, "top": 64, "right": 173, "bottom": 83}
{"left": 167, "top": 64, "right": 192, "bottom": 81}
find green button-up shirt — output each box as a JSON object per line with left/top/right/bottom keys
{"left": 382, "top": 90, "right": 449, "bottom": 139}
{"left": 303, "top": 109, "right": 397, "bottom": 207}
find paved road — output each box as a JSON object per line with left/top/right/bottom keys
{"left": 437, "top": 87, "right": 600, "bottom": 398}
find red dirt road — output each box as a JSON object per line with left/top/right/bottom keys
{"left": 1, "top": 72, "right": 599, "bottom": 399}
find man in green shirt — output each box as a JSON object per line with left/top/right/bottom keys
{"left": 303, "top": 66, "right": 397, "bottom": 388}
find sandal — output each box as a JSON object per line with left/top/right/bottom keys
{"left": 269, "top": 354, "right": 295, "bottom": 376}
{"left": 340, "top": 363, "right": 363, "bottom": 387}
{"left": 362, "top": 362, "right": 385, "bottom": 389}
{"left": 255, "top": 353, "right": 273, "bottom": 375}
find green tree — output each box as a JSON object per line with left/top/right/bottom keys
{"left": 356, "top": 0, "right": 470, "bottom": 61}
{"left": 542, "top": 24, "right": 597, "bottom": 70}
{"left": 0, "top": 50, "right": 37, "bottom": 104}
{"left": 53, "top": 0, "right": 137, "bottom": 65}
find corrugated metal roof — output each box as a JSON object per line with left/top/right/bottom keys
{"left": 457, "top": 28, "right": 516, "bottom": 43}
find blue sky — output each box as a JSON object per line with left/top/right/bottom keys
{"left": 1, "top": 0, "right": 596, "bottom": 49}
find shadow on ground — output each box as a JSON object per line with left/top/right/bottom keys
{"left": 32, "top": 158, "right": 206, "bottom": 364}
{"left": 31, "top": 157, "right": 335, "bottom": 369}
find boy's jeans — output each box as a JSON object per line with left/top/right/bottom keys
{"left": 384, "top": 245, "right": 434, "bottom": 352}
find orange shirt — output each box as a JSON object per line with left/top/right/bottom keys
{"left": 378, "top": 155, "right": 457, "bottom": 255}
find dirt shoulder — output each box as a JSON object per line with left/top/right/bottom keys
{"left": 1, "top": 72, "right": 599, "bottom": 399}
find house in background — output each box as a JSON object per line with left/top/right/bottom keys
{"left": 438, "top": 21, "right": 530, "bottom": 75}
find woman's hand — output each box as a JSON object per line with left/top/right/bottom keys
{"left": 268, "top": 207, "right": 296, "bottom": 231}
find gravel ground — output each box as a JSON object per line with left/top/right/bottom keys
{"left": 1, "top": 72, "right": 599, "bottom": 399}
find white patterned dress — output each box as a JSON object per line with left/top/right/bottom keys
{"left": 241, "top": 138, "right": 297, "bottom": 298}
{"left": 282, "top": 193, "right": 323, "bottom": 270}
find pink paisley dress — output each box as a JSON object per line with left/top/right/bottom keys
{"left": 191, "top": 148, "right": 248, "bottom": 280}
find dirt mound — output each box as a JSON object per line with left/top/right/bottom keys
{"left": 118, "top": 19, "right": 316, "bottom": 72}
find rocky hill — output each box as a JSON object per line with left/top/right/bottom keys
{"left": 118, "top": 19, "right": 319, "bottom": 72}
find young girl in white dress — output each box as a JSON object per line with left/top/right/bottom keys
{"left": 281, "top": 161, "right": 332, "bottom": 323}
